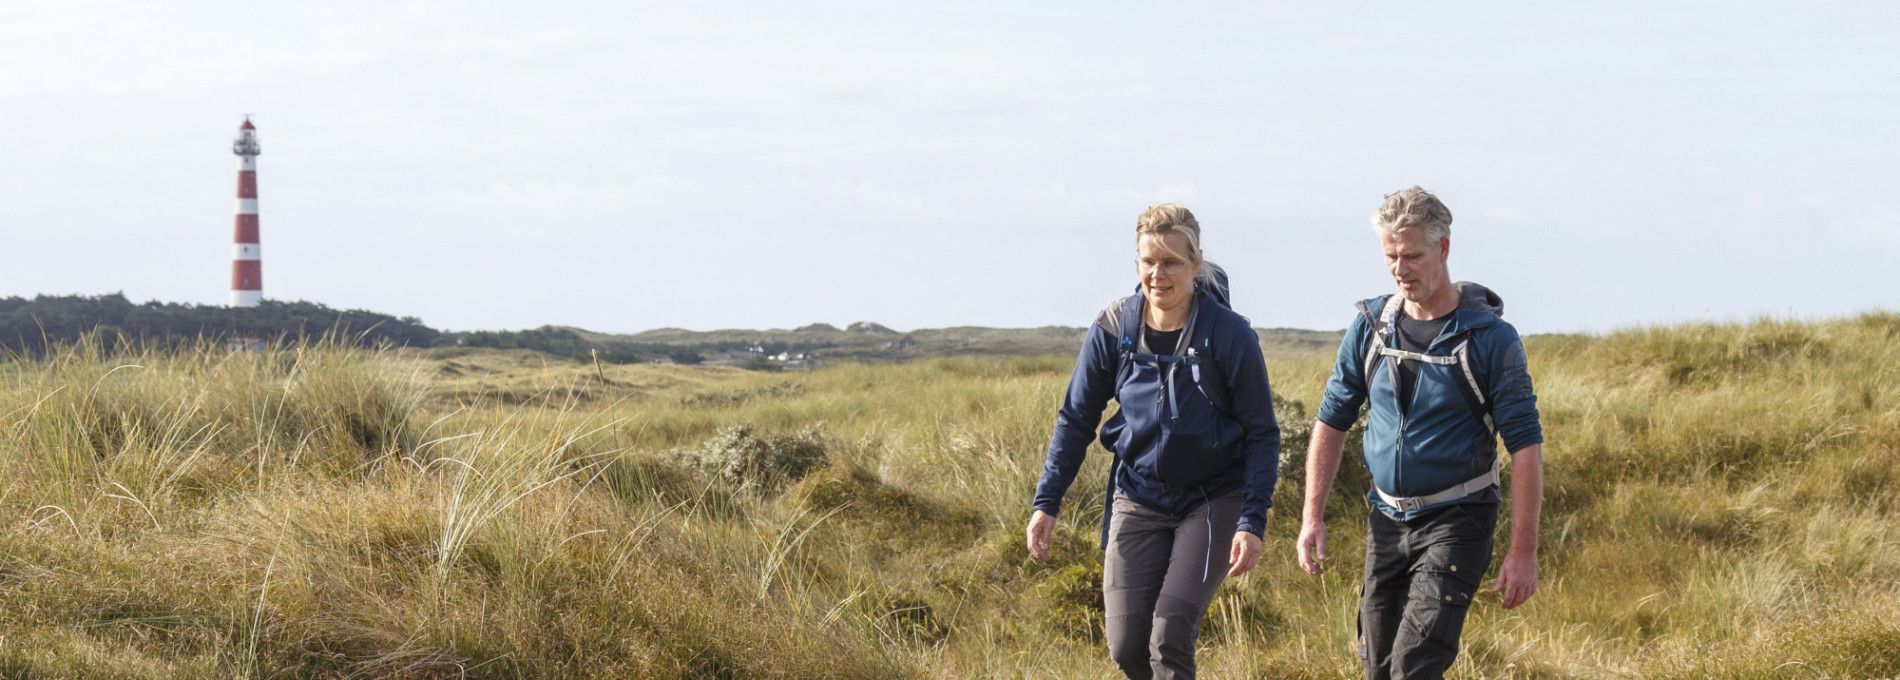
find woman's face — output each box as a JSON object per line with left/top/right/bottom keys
{"left": 1137, "top": 232, "right": 1198, "bottom": 314}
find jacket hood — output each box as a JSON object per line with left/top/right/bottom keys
{"left": 1355, "top": 281, "right": 1505, "bottom": 338}
{"left": 1455, "top": 281, "right": 1502, "bottom": 316}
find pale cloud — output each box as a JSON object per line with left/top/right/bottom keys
{"left": 1478, "top": 206, "right": 1528, "bottom": 224}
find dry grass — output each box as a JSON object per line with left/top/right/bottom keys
{"left": 1, "top": 312, "right": 1896, "bottom": 678}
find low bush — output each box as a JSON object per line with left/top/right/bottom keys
{"left": 677, "top": 424, "right": 830, "bottom": 494}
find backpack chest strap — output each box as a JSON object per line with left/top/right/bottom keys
{"left": 1367, "top": 295, "right": 1472, "bottom": 369}
{"left": 1372, "top": 344, "right": 1463, "bottom": 365}
{"left": 1362, "top": 295, "right": 1494, "bottom": 435}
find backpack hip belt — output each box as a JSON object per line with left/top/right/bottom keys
{"left": 1373, "top": 458, "right": 1500, "bottom": 513}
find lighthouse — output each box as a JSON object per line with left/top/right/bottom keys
{"left": 230, "top": 118, "right": 263, "bottom": 308}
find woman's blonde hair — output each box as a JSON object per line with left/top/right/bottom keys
{"left": 1135, "top": 203, "right": 1218, "bottom": 288}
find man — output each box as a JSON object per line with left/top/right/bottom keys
{"left": 1296, "top": 186, "right": 1544, "bottom": 678}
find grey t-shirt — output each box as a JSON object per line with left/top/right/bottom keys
{"left": 1394, "top": 310, "right": 1450, "bottom": 410}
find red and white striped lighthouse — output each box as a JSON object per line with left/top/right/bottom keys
{"left": 230, "top": 117, "right": 263, "bottom": 308}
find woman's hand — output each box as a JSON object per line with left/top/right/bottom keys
{"left": 1026, "top": 509, "right": 1057, "bottom": 561}
{"left": 1227, "top": 531, "right": 1262, "bottom": 577}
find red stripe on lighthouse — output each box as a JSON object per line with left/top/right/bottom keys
{"left": 232, "top": 260, "right": 263, "bottom": 290}
{"left": 238, "top": 171, "right": 257, "bottom": 199}
{"left": 235, "top": 214, "right": 259, "bottom": 243}
{"left": 235, "top": 215, "right": 259, "bottom": 243}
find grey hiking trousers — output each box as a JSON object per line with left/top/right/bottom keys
{"left": 1104, "top": 489, "right": 1244, "bottom": 680}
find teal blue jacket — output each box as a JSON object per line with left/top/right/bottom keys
{"left": 1316, "top": 283, "right": 1543, "bottom": 519}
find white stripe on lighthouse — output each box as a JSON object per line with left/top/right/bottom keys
{"left": 231, "top": 290, "right": 263, "bottom": 307}
{"left": 236, "top": 199, "right": 259, "bottom": 214}
{"left": 233, "top": 243, "right": 262, "bottom": 260}
{"left": 239, "top": 157, "right": 255, "bottom": 171}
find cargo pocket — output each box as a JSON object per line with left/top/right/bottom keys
{"left": 1429, "top": 565, "right": 1479, "bottom": 646}
{"left": 1403, "top": 547, "right": 1486, "bottom": 652}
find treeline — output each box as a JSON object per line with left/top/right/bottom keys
{"left": 0, "top": 294, "right": 437, "bottom": 355}
{"left": 449, "top": 327, "right": 705, "bottom": 365}
{"left": 0, "top": 294, "right": 703, "bottom": 364}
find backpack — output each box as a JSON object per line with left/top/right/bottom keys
{"left": 1359, "top": 288, "right": 1497, "bottom": 436}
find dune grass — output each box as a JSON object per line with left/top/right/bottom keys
{"left": 0, "top": 312, "right": 1896, "bottom": 677}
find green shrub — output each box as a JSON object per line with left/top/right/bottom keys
{"left": 677, "top": 424, "right": 829, "bottom": 494}
{"left": 1039, "top": 560, "right": 1105, "bottom": 643}
{"left": 1272, "top": 394, "right": 1369, "bottom": 516}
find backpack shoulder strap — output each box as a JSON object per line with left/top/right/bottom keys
{"left": 1116, "top": 293, "right": 1143, "bottom": 355}
{"left": 1181, "top": 294, "right": 1239, "bottom": 417}
{"left": 1360, "top": 296, "right": 1493, "bottom": 433}
{"left": 1360, "top": 294, "right": 1400, "bottom": 384}
{"left": 1449, "top": 331, "right": 1495, "bottom": 435}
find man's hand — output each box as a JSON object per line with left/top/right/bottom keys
{"left": 1492, "top": 548, "right": 1538, "bottom": 608}
{"left": 1227, "top": 531, "right": 1262, "bottom": 577}
{"left": 1025, "top": 509, "right": 1056, "bottom": 561}
{"left": 1298, "top": 421, "right": 1346, "bottom": 577}
{"left": 1495, "top": 443, "right": 1543, "bottom": 609}
{"left": 1296, "top": 520, "right": 1328, "bottom": 576}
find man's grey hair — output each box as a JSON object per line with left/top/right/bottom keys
{"left": 1372, "top": 186, "right": 1453, "bottom": 245}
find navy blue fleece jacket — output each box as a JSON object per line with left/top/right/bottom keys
{"left": 1032, "top": 287, "right": 1281, "bottom": 537}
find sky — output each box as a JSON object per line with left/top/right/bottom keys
{"left": 2, "top": 1, "right": 1895, "bottom": 335}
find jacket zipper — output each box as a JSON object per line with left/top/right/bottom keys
{"left": 1388, "top": 352, "right": 1405, "bottom": 496}
{"left": 1153, "top": 364, "right": 1167, "bottom": 415}
{"left": 1392, "top": 316, "right": 1455, "bottom": 501}
{"left": 1166, "top": 361, "right": 1180, "bottom": 420}
{"left": 1158, "top": 305, "right": 1194, "bottom": 422}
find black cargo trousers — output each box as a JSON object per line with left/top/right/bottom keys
{"left": 1358, "top": 500, "right": 1498, "bottom": 679}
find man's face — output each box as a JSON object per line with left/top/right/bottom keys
{"left": 1381, "top": 228, "right": 1451, "bottom": 305}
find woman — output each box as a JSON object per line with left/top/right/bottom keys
{"left": 1027, "top": 204, "right": 1281, "bottom": 679}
